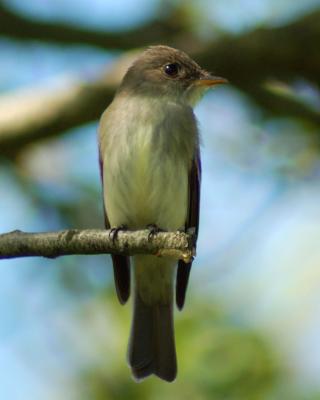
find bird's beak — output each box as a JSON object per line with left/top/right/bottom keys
{"left": 195, "top": 71, "right": 228, "bottom": 87}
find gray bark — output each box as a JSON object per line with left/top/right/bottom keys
{"left": 0, "top": 229, "right": 195, "bottom": 263}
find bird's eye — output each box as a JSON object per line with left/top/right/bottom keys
{"left": 164, "top": 63, "right": 180, "bottom": 77}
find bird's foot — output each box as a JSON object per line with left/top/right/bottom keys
{"left": 109, "top": 224, "right": 127, "bottom": 243}
{"left": 146, "top": 224, "right": 165, "bottom": 241}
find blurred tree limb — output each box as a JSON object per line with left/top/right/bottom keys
{"left": 0, "top": 8, "right": 319, "bottom": 157}
{"left": 0, "top": 52, "right": 136, "bottom": 158}
{"left": 0, "top": 229, "right": 194, "bottom": 262}
{"left": 0, "top": 0, "right": 318, "bottom": 84}
{"left": 0, "top": 1, "right": 186, "bottom": 49}
{"left": 197, "top": 10, "right": 320, "bottom": 86}
{"left": 196, "top": 10, "right": 320, "bottom": 122}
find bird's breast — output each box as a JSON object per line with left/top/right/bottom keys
{"left": 104, "top": 126, "right": 187, "bottom": 230}
{"left": 100, "top": 97, "right": 197, "bottom": 230}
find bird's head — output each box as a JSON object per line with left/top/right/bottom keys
{"left": 118, "top": 45, "right": 227, "bottom": 106}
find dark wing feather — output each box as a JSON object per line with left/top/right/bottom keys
{"left": 176, "top": 150, "right": 201, "bottom": 310}
{"left": 99, "top": 153, "right": 130, "bottom": 304}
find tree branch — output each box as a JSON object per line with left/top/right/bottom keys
{"left": 1, "top": 1, "right": 319, "bottom": 86}
{"left": 0, "top": 229, "right": 194, "bottom": 263}
{"left": 0, "top": 11, "right": 319, "bottom": 158}
{"left": 0, "top": 2, "right": 184, "bottom": 50}
{"left": 196, "top": 10, "right": 320, "bottom": 87}
{"left": 196, "top": 11, "right": 320, "bottom": 121}
{"left": 0, "top": 52, "right": 136, "bottom": 158}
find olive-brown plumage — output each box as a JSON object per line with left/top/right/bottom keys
{"left": 99, "top": 45, "right": 226, "bottom": 382}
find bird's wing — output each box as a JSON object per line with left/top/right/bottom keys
{"left": 176, "top": 149, "right": 201, "bottom": 310}
{"left": 99, "top": 152, "right": 131, "bottom": 304}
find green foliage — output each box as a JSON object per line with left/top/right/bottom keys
{"left": 77, "top": 297, "right": 279, "bottom": 400}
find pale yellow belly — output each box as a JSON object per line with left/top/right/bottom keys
{"left": 104, "top": 157, "right": 188, "bottom": 230}
{"left": 103, "top": 135, "right": 189, "bottom": 231}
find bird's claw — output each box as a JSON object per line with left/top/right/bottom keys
{"left": 109, "top": 225, "right": 127, "bottom": 243}
{"left": 147, "top": 224, "right": 165, "bottom": 241}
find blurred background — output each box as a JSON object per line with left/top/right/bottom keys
{"left": 1, "top": 0, "right": 320, "bottom": 398}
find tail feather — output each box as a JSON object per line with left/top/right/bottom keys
{"left": 128, "top": 294, "right": 177, "bottom": 382}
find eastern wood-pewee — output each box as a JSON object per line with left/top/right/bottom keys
{"left": 98, "top": 45, "right": 226, "bottom": 382}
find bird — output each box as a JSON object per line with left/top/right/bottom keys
{"left": 98, "top": 45, "right": 227, "bottom": 382}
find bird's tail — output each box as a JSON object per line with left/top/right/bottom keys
{"left": 127, "top": 293, "right": 177, "bottom": 382}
